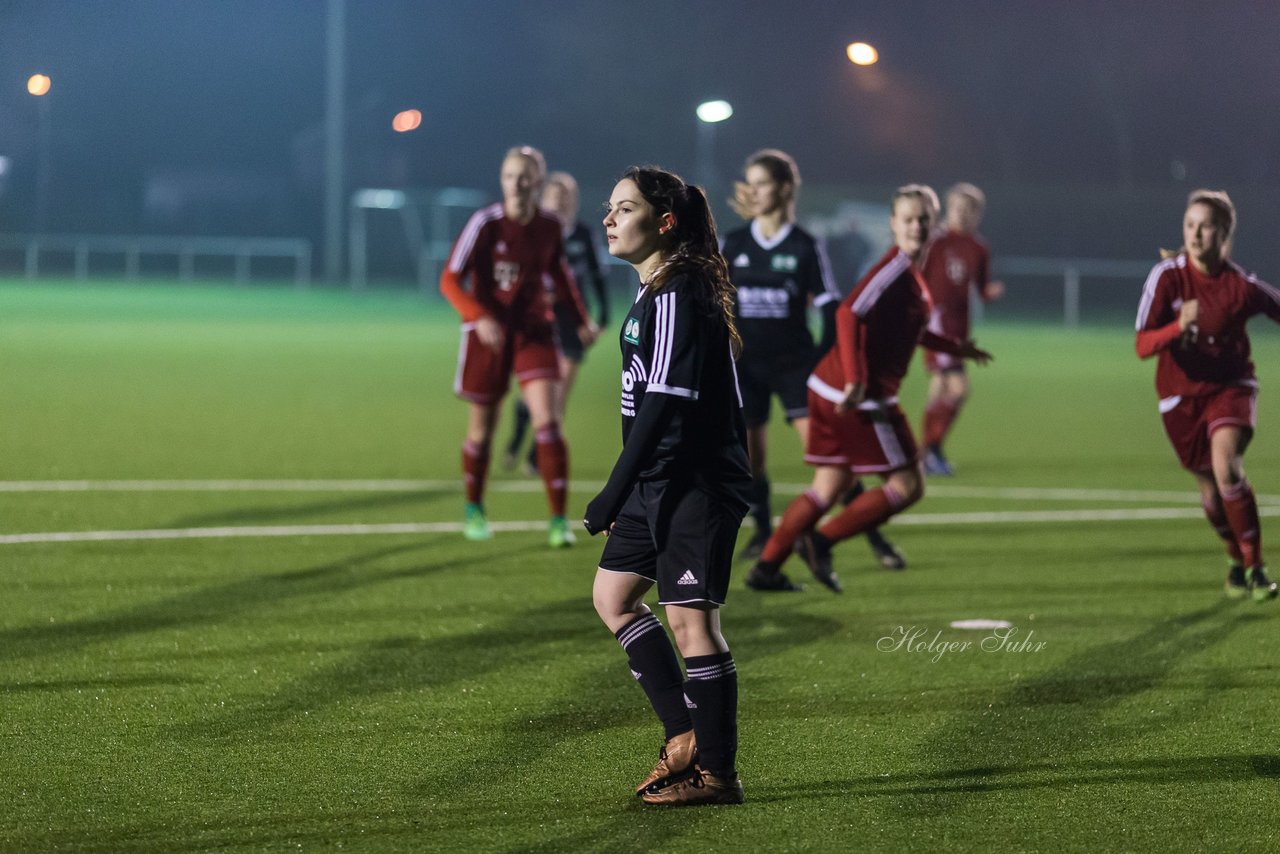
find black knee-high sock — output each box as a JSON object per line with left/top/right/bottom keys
{"left": 615, "top": 615, "right": 693, "bottom": 740}
{"left": 683, "top": 651, "right": 738, "bottom": 778}
{"left": 507, "top": 399, "right": 532, "bottom": 456}
{"left": 748, "top": 474, "right": 772, "bottom": 536}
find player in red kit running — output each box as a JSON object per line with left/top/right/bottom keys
{"left": 746, "top": 185, "right": 991, "bottom": 593}
{"left": 919, "top": 183, "right": 1004, "bottom": 476}
{"left": 722, "top": 149, "right": 904, "bottom": 570}
{"left": 1135, "top": 189, "right": 1280, "bottom": 601}
{"left": 440, "top": 146, "right": 598, "bottom": 546}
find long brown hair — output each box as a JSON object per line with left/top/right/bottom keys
{"left": 622, "top": 165, "right": 743, "bottom": 357}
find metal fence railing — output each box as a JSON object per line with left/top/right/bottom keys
{"left": 0, "top": 234, "right": 313, "bottom": 287}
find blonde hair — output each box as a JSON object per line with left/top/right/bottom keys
{"left": 946, "top": 182, "right": 985, "bottom": 210}
{"left": 543, "top": 171, "right": 579, "bottom": 212}
{"left": 729, "top": 148, "right": 801, "bottom": 221}
{"left": 1160, "top": 188, "right": 1237, "bottom": 259}
{"left": 892, "top": 183, "right": 940, "bottom": 218}
{"left": 503, "top": 145, "right": 547, "bottom": 182}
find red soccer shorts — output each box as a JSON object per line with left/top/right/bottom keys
{"left": 453, "top": 322, "right": 560, "bottom": 405}
{"left": 803, "top": 389, "right": 920, "bottom": 474}
{"left": 1159, "top": 384, "right": 1257, "bottom": 473}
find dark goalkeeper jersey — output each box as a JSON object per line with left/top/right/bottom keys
{"left": 615, "top": 273, "right": 751, "bottom": 501}
{"left": 723, "top": 221, "right": 841, "bottom": 366}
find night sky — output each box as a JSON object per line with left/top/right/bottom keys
{"left": 2, "top": 0, "right": 1278, "bottom": 266}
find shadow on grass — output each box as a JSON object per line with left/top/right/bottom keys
{"left": 888, "top": 599, "right": 1251, "bottom": 816}
{"left": 178, "top": 595, "right": 601, "bottom": 738}
{"left": 0, "top": 540, "right": 478, "bottom": 661}
{"left": 407, "top": 605, "right": 849, "bottom": 852}
{"left": 0, "top": 674, "right": 202, "bottom": 693}
{"left": 164, "top": 489, "right": 447, "bottom": 528}
{"left": 749, "top": 752, "right": 1280, "bottom": 802}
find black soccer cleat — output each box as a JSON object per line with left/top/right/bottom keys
{"left": 795, "top": 533, "right": 842, "bottom": 593}
{"left": 745, "top": 563, "right": 803, "bottom": 592}
{"left": 867, "top": 530, "right": 907, "bottom": 570}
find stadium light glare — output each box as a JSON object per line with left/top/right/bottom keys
{"left": 846, "top": 42, "right": 879, "bottom": 66}
{"left": 27, "top": 74, "right": 51, "bottom": 96}
{"left": 392, "top": 109, "right": 422, "bottom": 133}
{"left": 696, "top": 100, "right": 733, "bottom": 123}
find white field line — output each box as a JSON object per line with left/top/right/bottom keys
{"left": 4, "top": 506, "right": 1280, "bottom": 546}
{"left": 2, "top": 479, "right": 1277, "bottom": 505}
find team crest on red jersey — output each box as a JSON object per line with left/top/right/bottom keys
{"left": 494, "top": 260, "right": 520, "bottom": 291}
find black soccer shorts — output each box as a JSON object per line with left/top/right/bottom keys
{"left": 737, "top": 356, "right": 812, "bottom": 428}
{"left": 598, "top": 479, "right": 745, "bottom": 606}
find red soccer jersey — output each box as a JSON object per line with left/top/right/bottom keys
{"left": 1134, "top": 252, "right": 1280, "bottom": 398}
{"left": 440, "top": 203, "right": 588, "bottom": 331}
{"left": 809, "top": 247, "right": 933, "bottom": 401}
{"left": 919, "top": 229, "right": 990, "bottom": 341}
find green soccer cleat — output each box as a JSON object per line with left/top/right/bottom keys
{"left": 464, "top": 503, "right": 492, "bottom": 541}
{"left": 548, "top": 515, "right": 576, "bottom": 548}
{"left": 1247, "top": 565, "right": 1278, "bottom": 603}
{"left": 1224, "top": 564, "right": 1249, "bottom": 600}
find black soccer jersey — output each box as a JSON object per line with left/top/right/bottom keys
{"left": 722, "top": 221, "right": 840, "bottom": 365}
{"left": 560, "top": 222, "right": 609, "bottom": 327}
{"left": 611, "top": 273, "right": 750, "bottom": 501}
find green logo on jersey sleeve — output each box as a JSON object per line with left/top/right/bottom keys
{"left": 623, "top": 316, "right": 642, "bottom": 345}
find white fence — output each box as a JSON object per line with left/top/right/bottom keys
{"left": 0, "top": 234, "right": 313, "bottom": 287}
{"left": 991, "top": 256, "right": 1154, "bottom": 327}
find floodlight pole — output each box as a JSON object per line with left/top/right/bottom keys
{"left": 323, "top": 0, "right": 347, "bottom": 283}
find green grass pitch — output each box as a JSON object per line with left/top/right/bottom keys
{"left": 2, "top": 280, "right": 1278, "bottom": 852}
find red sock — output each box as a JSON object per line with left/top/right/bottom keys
{"left": 922, "top": 400, "right": 960, "bottom": 449}
{"left": 462, "top": 440, "right": 490, "bottom": 505}
{"left": 760, "top": 490, "right": 829, "bottom": 565}
{"left": 535, "top": 424, "right": 568, "bottom": 517}
{"left": 818, "top": 484, "right": 911, "bottom": 544}
{"left": 1221, "top": 480, "right": 1263, "bottom": 568}
{"left": 1202, "top": 494, "right": 1244, "bottom": 563}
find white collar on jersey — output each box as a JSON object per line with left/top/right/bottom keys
{"left": 751, "top": 219, "right": 794, "bottom": 251}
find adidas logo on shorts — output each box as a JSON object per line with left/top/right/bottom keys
{"left": 677, "top": 570, "right": 698, "bottom": 586}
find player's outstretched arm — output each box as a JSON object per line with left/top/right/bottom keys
{"left": 920, "top": 330, "right": 991, "bottom": 365}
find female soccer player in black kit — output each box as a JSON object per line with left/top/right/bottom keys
{"left": 585, "top": 166, "right": 751, "bottom": 806}
{"left": 723, "top": 149, "right": 905, "bottom": 579}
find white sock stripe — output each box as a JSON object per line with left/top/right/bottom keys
{"left": 686, "top": 661, "right": 736, "bottom": 680}
{"left": 618, "top": 615, "right": 663, "bottom": 649}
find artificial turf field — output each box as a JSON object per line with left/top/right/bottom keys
{"left": 2, "top": 279, "right": 1278, "bottom": 853}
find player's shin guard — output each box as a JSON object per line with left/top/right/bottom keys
{"left": 683, "top": 652, "right": 738, "bottom": 779}
{"left": 1202, "top": 493, "right": 1245, "bottom": 564}
{"left": 461, "top": 439, "right": 491, "bottom": 505}
{"left": 747, "top": 474, "right": 772, "bottom": 536}
{"left": 616, "top": 614, "right": 693, "bottom": 740}
{"left": 760, "top": 490, "right": 830, "bottom": 565}
{"left": 818, "top": 483, "right": 912, "bottom": 545}
{"left": 534, "top": 423, "right": 568, "bottom": 517}
{"left": 1221, "top": 479, "right": 1263, "bottom": 568}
